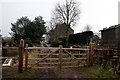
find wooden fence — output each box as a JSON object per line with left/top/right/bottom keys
{"left": 24, "top": 44, "right": 89, "bottom": 72}
{"left": 93, "top": 48, "right": 120, "bottom": 73}
{"left": 2, "top": 39, "right": 120, "bottom": 73}
{"left": 2, "top": 39, "right": 90, "bottom": 73}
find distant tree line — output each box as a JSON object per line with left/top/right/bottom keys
{"left": 10, "top": 16, "right": 46, "bottom": 46}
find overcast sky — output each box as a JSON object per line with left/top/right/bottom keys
{"left": 0, "top": 0, "right": 120, "bottom": 37}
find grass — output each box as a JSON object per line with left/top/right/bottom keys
{"left": 3, "top": 49, "right": 119, "bottom": 79}
{"left": 10, "top": 69, "right": 37, "bottom": 78}
{"left": 53, "top": 68, "right": 61, "bottom": 75}
{"left": 2, "top": 68, "right": 38, "bottom": 78}
{"left": 28, "top": 52, "right": 38, "bottom": 58}
{"left": 78, "top": 65, "right": 118, "bottom": 78}
{"left": 3, "top": 64, "right": 119, "bottom": 79}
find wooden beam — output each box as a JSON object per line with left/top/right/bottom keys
{"left": 59, "top": 45, "right": 62, "bottom": 71}
{"left": 25, "top": 44, "right": 28, "bottom": 71}
{"left": 18, "top": 39, "right": 24, "bottom": 73}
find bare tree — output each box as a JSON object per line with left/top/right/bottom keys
{"left": 53, "top": 0, "right": 80, "bottom": 27}
{"left": 46, "top": 18, "right": 57, "bottom": 32}
{"left": 84, "top": 24, "right": 92, "bottom": 31}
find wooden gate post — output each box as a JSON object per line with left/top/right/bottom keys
{"left": 87, "top": 43, "right": 94, "bottom": 66}
{"left": 25, "top": 44, "right": 28, "bottom": 71}
{"left": 18, "top": 39, "right": 24, "bottom": 73}
{"left": 59, "top": 45, "right": 62, "bottom": 71}
{"left": 87, "top": 46, "right": 90, "bottom": 65}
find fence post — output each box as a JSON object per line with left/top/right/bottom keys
{"left": 87, "top": 43, "right": 94, "bottom": 66}
{"left": 25, "top": 44, "right": 28, "bottom": 71}
{"left": 48, "top": 49, "right": 51, "bottom": 72}
{"left": 59, "top": 45, "right": 62, "bottom": 71}
{"left": 5, "top": 44, "right": 9, "bottom": 56}
{"left": 87, "top": 46, "right": 90, "bottom": 65}
{"left": 18, "top": 39, "right": 24, "bottom": 73}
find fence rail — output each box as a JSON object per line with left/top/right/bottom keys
{"left": 2, "top": 47, "right": 18, "bottom": 49}
{"left": 1, "top": 39, "right": 92, "bottom": 73}
{"left": 2, "top": 39, "right": 120, "bottom": 73}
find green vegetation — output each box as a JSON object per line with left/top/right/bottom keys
{"left": 28, "top": 52, "right": 38, "bottom": 58}
{"left": 2, "top": 37, "right": 13, "bottom": 46}
{"left": 79, "top": 65, "right": 118, "bottom": 78}
{"left": 53, "top": 68, "right": 61, "bottom": 75}
{"left": 7, "top": 69, "right": 37, "bottom": 78}
{"left": 3, "top": 49, "right": 119, "bottom": 79}
{"left": 10, "top": 16, "right": 46, "bottom": 45}
{"left": 4, "top": 65, "right": 118, "bottom": 78}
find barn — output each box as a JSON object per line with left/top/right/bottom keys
{"left": 101, "top": 24, "right": 120, "bottom": 49}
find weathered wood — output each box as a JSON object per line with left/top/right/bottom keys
{"left": 63, "top": 48, "right": 89, "bottom": 50}
{"left": 64, "top": 49, "right": 78, "bottom": 60}
{"left": 2, "top": 47, "right": 18, "bottom": 49}
{"left": 37, "top": 53, "right": 67, "bottom": 56}
{"left": 59, "top": 45, "right": 62, "bottom": 70}
{"left": 25, "top": 47, "right": 89, "bottom": 50}
{"left": 28, "top": 57, "right": 86, "bottom": 61}
{"left": 23, "top": 45, "right": 100, "bottom": 70}
{"left": 62, "top": 65, "right": 83, "bottom": 68}
{"left": 25, "top": 47, "right": 59, "bottom": 50}
{"left": 28, "top": 62, "right": 59, "bottom": 65}
{"left": 1, "top": 57, "right": 18, "bottom": 59}
{"left": 48, "top": 49, "right": 51, "bottom": 72}
{"left": 40, "top": 52, "right": 53, "bottom": 61}
{"left": 87, "top": 44, "right": 94, "bottom": 65}
{"left": 32, "top": 66, "right": 56, "bottom": 69}
{"left": 86, "top": 46, "right": 90, "bottom": 65}
{"left": 18, "top": 39, "right": 24, "bottom": 73}
{"left": 78, "top": 51, "right": 80, "bottom": 58}
{"left": 72, "top": 53, "right": 87, "bottom": 56}
{"left": 25, "top": 44, "right": 28, "bottom": 71}
{"left": 28, "top": 62, "right": 79, "bottom": 65}
{"left": 36, "top": 53, "right": 86, "bottom": 56}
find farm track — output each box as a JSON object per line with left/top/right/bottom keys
{"left": 2, "top": 67, "right": 87, "bottom": 79}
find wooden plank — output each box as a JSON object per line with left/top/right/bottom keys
{"left": 62, "top": 66, "right": 81, "bottom": 68}
{"left": 40, "top": 52, "right": 53, "bottom": 61}
{"left": 94, "top": 49, "right": 113, "bottom": 51}
{"left": 24, "top": 47, "right": 113, "bottom": 51}
{"left": 37, "top": 53, "right": 86, "bottom": 56}
{"left": 62, "top": 62, "right": 78, "bottom": 65}
{"left": 59, "top": 45, "right": 62, "bottom": 70}
{"left": 62, "top": 65, "right": 86, "bottom": 68}
{"left": 25, "top": 44, "right": 28, "bottom": 71}
{"left": 28, "top": 62, "right": 59, "bottom": 65}
{"left": 2, "top": 47, "right": 18, "bottom": 49}
{"left": 73, "top": 54, "right": 86, "bottom": 56}
{"left": 28, "top": 58, "right": 80, "bottom": 61}
{"left": 63, "top": 48, "right": 89, "bottom": 51}
{"left": 31, "top": 66, "right": 56, "bottom": 69}
{"left": 25, "top": 47, "right": 89, "bottom": 51}
{"left": 25, "top": 47, "right": 59, "bottom": 50}
{"left": 37, "top": 53, "right": 68, "bottom": 56}
{"left": 1, "top": 57, "right": 18, "bottom": 59}
{"left": 28, "top": 62, "right": 79, "bottom": 65}
{"left": 77, "top": 58, "right": 87, "bottom": 60}
{"left": 18, "top": 39, "right": 24, "bottom": 73}
{"left": 64, "top": 49, "right": 79, "bottom": 60}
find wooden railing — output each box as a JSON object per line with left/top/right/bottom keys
{"left": 1, "top": 39, "right": 94, "bottom": 73}
{"left": 2, "top": 39, "right": 120, "bottom": 73}
{"left": 24, "top": 45, "right": 88, "bottom": 71}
